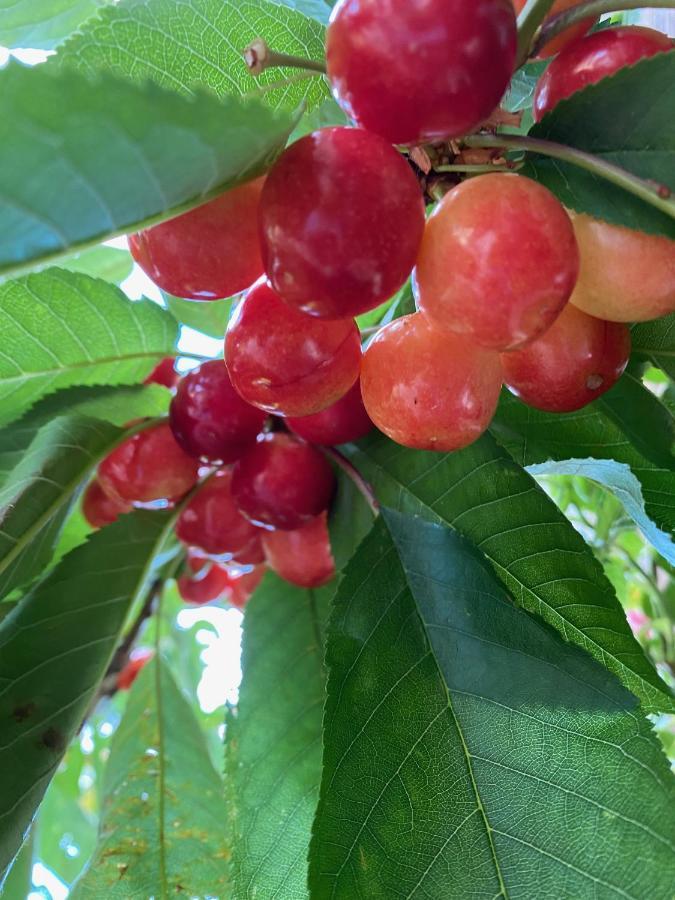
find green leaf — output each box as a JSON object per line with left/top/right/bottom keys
{"left": 226, "top": 573, "right": 331, "bottom": 898}
{"left": 61, "top": 245, "right": 134, "bottom": 284}
{"left": 0, "top": 827, "right": 33, "bottom": 899}
{"left": 71, "top": 659, "right": 229, "bottom": 898}
{"left": 526, "top": 53, "right": 675, "bottom": 238}
{"left": 0, "top": 0, "right": 109, "bottom": 49}
{"left": 0, "top": 510, "right": 173, "bottom": 879}
{"left": 329, "top": 471, "right": 376, "bottom": 571}
{"left": 56, "top": 0, "right": 329, "bottom": 111}
{"left": 345, "top": 432, "right": 673, "bottom": 713}
{"left": 0, "top": 269, "right": 176, "bottom": 427}
{"left": 632, "top": 313, "right": 675, "bottom": 379}
{"left": 0, "top": 65, "right": 295, "bottom": 279}
{"left": 309, "top": 512, "right": 675, "bottom": 898}
{"left": 165, "top": 294, "right": 233, "bottom": 340}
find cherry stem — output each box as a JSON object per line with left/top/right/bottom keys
{"left": 463, "top": 133, "right": 675, "bottom": 218}
{"left": 243, "top": 38, "right": 327, "bottom": 77}
{"left": 434, "top": 163, "right": 523, "bottom": 173}
{"left": 323, "top": 447, "right": 380, "bottom": 518}
{"left": 516, "top": 0, "right": 557, "bottom": 67}
{"left": 531, "top": 0, "right": 675, "bottom": 57}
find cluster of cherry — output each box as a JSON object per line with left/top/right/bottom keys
{"left": 84, "top": 1, "right": 674, "bottom": 614}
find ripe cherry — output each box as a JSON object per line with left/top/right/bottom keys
{"left": 232, "top": 433, "right": 335, "bottom": 531}
{"left": 176, "top": 470, "right": 259, "bottom": 556}
{"left": 170, "top": 360, "right": 266, "bottom": 463}
{"left": 225, "top": 279, "right": 362, "bottom": 417}
{"left": 287, "top": 381, "right": 373, "bottom": 446}
{"left": 226, "top": 565, "right": 266, "bottom": 609}
{"left": 262, "top": 512, "right": 335, "bottom": 589}
{"left": 232, "top": 533, "right": 265, "bottom": 566}
{"left": 177, "top": 562, "right": 232, "bottom": 606}
{"left": 568, "top": 212, "right": 675, "bottom": 323}
{"left": 511, "top": 0, "right": 596, "bottom": 58}
{"left": 259, "top": 127, "right": 425, "bottom": 319}
{"left": 98, "top": 423, "right": 199, "bottom": 504}
{"left": 502, "top": 303, "right": 631, "bottom": 412}
{"left": 144, "top": 357, "right": 179, "bottom": 390}
{"left": 534, "top": 27, "right": 673, "bottom": 121}
{"left": 361, "top": 313, "right": 503, "bottom": 452}
{"left": 117, "top": 649, "right": 153, "bottom": 691}
{"left": 326, "top": 0, "right": 517, "bottom": 145}
{"left": 129, "top": 178, "right": 265, "bottom": 300}
{"left": 415, "top": 175, "right": 579, "bottom": 351}
{"left": 82, "top": 479, "right": 131, "bottom": 529}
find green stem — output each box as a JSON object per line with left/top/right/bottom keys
{"left": 434, "top": 163, "right": 523, "bottom": 174}
{"left": 532, "top": 0, "right": 675, "bottom": 57}
{"left": 243, "top": 38, "right": 327, "bottom": 76}
{"left": 463, "top": 133, "right": 675, "bottom": 219}
{"left": 516, "top": 0, "right": 557, "bottom": 66}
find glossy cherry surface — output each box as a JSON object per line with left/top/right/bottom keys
{"left": 287, "top": 381, "right": 373, "bottom": 446}
{"left": 176, "top": 470, "right": 259, "bottom": 556}
{"left": 98, "top": 423, "right": 199, "bottom": 504}
{"left": 415, "top": 174, "right": 579, "bottom": 351}
{"left": 129, "top": 178, "right": 265, "bottom": 300}
{"left": 512, "top": 0, "right": 596, "bottom": 58}
{"left": 569, "top": 212, "right": 675, "bottom": 323}
{"left": 534, "top": 26, "right": 672, "bottom": 120}
{"left": 326, "top": 0, "right": 517, "bottom": 145}
{"left": 232, "top": 433, "right": 335, "bottom": 531}
{"left": 502, "top": 303, "right": 631, "bottom": 412}
{"left": 117, "top": 649, "right": 153, "bottom": 691}
{"left": 361, "top": 313, "right": 503, "bottom": 452}
{"left": 227, "top": 565, "right": 266, "bottom": 609}
{"left": 170, "top": 359, "right": 266, "bottom": 463}
{"left": 82, "top": 479, "right": 131, "bottom": 529}
{"left": 262, "top": 512, "right": 335, "bottom": 589}
{"left": 226, "top": 279, "right": 362, "bottom": 417}
{"left": 144, "top": 357, "right": 179, "bottom": 390}
{"left": 177, "top": 563, "right": 232, "bottom": 606}
{"left": 259, "top": 127, "right": 425, "bottom": 319}
{"left": 232, "top": 533, "right": 266, "bottom": 566}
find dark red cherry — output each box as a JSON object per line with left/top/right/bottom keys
{"left": 259, "top": 127, "right": 425, "bottom": 319}
{"left": 227, "top": 565, "right": 266, "bottom": 609}
{"left": 170, "top": 359, "right": 266, "bottom": 463}
{"left": 534, "top": 26, "right": 673, "bottom": 121}
{"left": 144, "top": 357, "right": 179, "bottom": 390}
{"left": 326, "top": 0, "right": 517, "bottom": 145}
{"left": 232, "top": 433, "right": 335, "bottom": 531}
{"left": 262, "top": 513, "right": 335, "bottom": 589}
{"left": 98, "top": 423, "right": 199, "bottom": 504}
{"left": 175, "top": 470, "right": 259, "bottom": 556}
{"left": 82, "top": 478, "right": 132, "bottom": 529}
{"left": 232, "top": 533, "right": 266, "bottom": 566}
{"left": 225, "top": 279, "right": 362, "bottom": 417}
{"left": 287, "top": 381, "right": 373, "bottom": 446}
{"left": 177, "top": 563, "right": 232, "bottom": 606}
{"left": 128, "top": 178, "right": 265, "bottom": 300}
{"left": 117, "top": 649, "right": 153, "bottom": 691}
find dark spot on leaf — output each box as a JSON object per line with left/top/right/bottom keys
{"left": 40, "top": 726, "right": 65, "bottom": 753}
{"left": 117, "top": 863, "right": 128, "bottom": 879}
{"left": 12, "top": 702, "right": 36, "bottom": 722}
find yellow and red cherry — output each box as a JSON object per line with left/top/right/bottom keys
{"left": 262, "top": 512, "right": 335, "bottom": 589}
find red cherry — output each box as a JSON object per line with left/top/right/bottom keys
{"left": 82, "top": 479, "right": 131, "bottom": 529}
{"left": 534, "top": 27, "right": 672, "bottom": 121}
{"left": 287, "top": 381, "right": 373, "bottom": 446}
{"left": 259, "top": 127, "right": 425, "bottom": 319}
{"left": 117, "top": 649, "right": 153, "bottom": 691}
{"left": 326, "top": 0, "right": 517, "bottom": 145}
{"left": 232, "top": 433, "right": 335, "bottom": 531}
{"left": 144, "top": 357, "right": 179, "bottom": 390}
{"left": 187, "top": 547, "right": 210, "bottom": 574}
{"left": 176, "top": 470, "right": 259, "bottom": 556}
{"left": 170, "top": 360, "right": 266, "bottom": 463}
{"left": 128, "top": 178, "right": 265, "bottom": 300}
{"left": 262, "top": 512, "right": 335, "bottom": 589}
{"left": 177, "top": 563, "right": 232, "bottom": 606}
{"left": 232, "top": 533, "right": 266, "bottom": 566}
{"left": 415, "top": 174, "right": 579, "bottom": 351}
{"left": 98, "top": 423, "right": 199, "bottom": 504}
{"left": 225, "top": 279, "right": 362, "bottom": 417}
{"left": 511, "top": 0, "right": 596, "bottom": 58}
{"left": 502, "top": 303, "right": 631, "bottom": 412}
{"left": 361, "top": 313, "right": 503, "bottom": 452}
{"left": 227, "top": 565, "right": 266, "bottom": 609}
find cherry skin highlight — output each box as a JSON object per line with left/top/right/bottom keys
{"left": 176, "top": 470, "right": 259, "bottom": 556}
{"left": 232, "top": 433, "right": 335, "bottom": 531}
{"left": 170, "top": 359, "right": 266, "bottom": 463}
{"left": 415, "top": 175, "right": 579, "bottom": 351}
{"left": 512, "top": 0, "right": 596, "bottom": 58}
{"left": 502, "top": 304, "right": 631, "bottom": 413}
{"left": 568, "top": 212, "right": 675, "bottom": 323}
{"left": 144, "top": 357, "right": 179, "bottom": 390}
{"left": 225, "top": 279, "right": 362, "bottom": 417}
{"left": 262, "top": 512, "right": 335, "bottom": 589}
{"left": 259, "top": 127, "right": 425, "bottom": 319}
{"left": 177, "top": 563, "right": 232, "bottom": 606}
{"left": 128, "top": 178, "right": 265, "bottom": 300}
{"left": 227, "top": 565, "right": 266, "bottom": 609}
{"left": 287, "top": 381, "right": 373, "bottom": 446}
{"left": 361, "top": 313, "right": 503, "bottom": 452}
{"left": 82, "top": 479, "right": 132, "bottom": 529}
{"left": 98, "top": 423, "right": 199, "bottom": 504}
{"left": 534, "top": 27, "right": 672, "bottom": 121}
{"left": 117, "top": 649, "right": 153, "bottom": 691}
{"left": 326, "top": 0, "right": 517, "bottom": 145}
